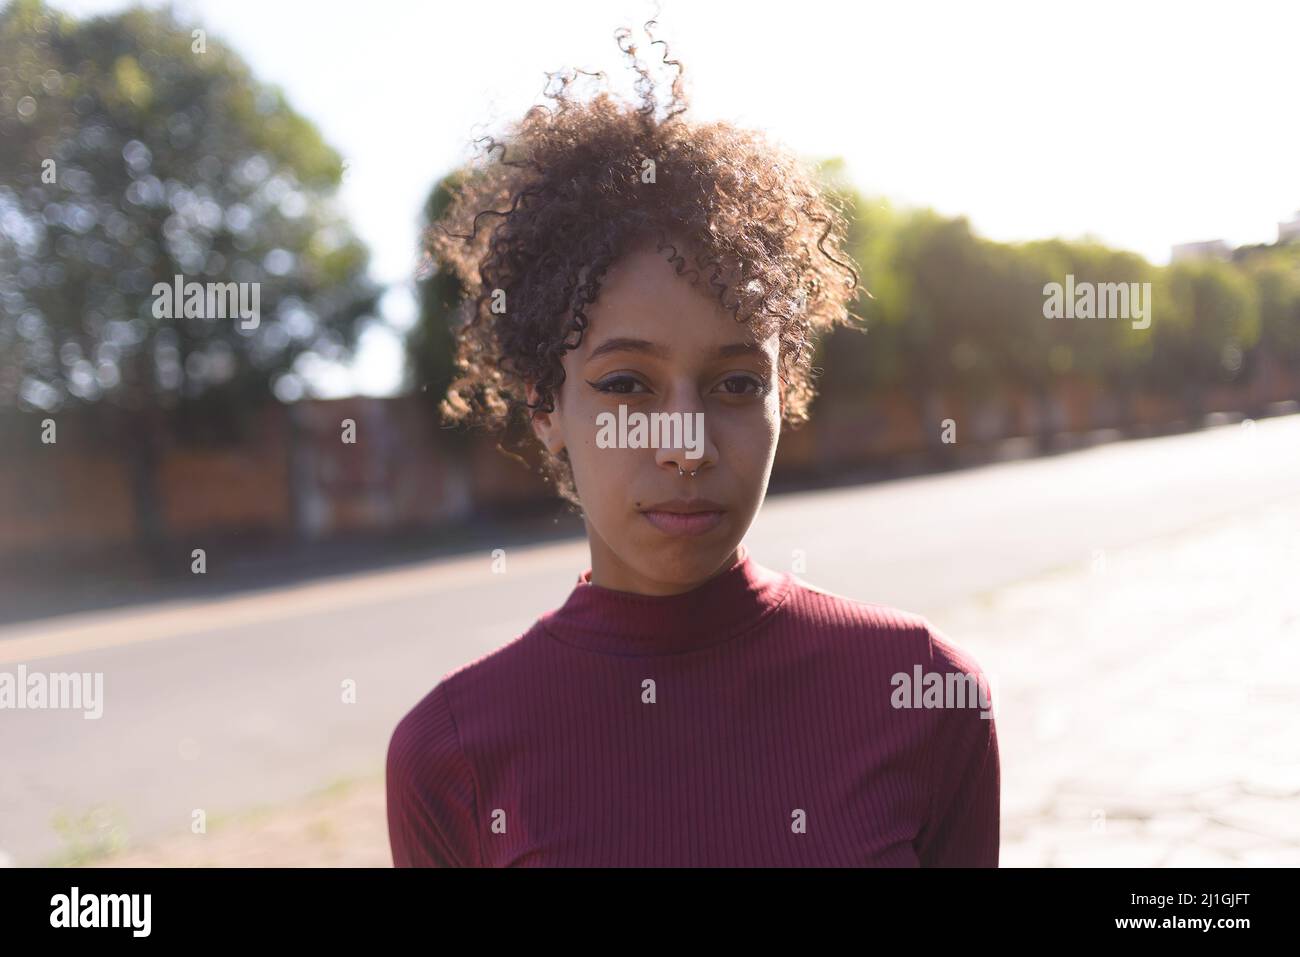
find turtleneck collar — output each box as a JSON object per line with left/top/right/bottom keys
{"left": 540, "top": 543, "right": 793, "bottom": 656}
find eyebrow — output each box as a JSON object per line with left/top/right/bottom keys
{"left": 586, "top": 337, "right": 768, "bottom": 362}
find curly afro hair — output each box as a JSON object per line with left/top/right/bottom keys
{"left": 425, "top": 18, "right": 865, "bottom": 511}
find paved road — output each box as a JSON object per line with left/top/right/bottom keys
{"left": 2, "top": 415, "right": 1296, "bottom": 865}
{"left": 938, "top": 488, "right": 1300, "bottom": 866}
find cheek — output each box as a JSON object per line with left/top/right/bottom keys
{"left": 717, "top": 404, "right": 779, "bottom": 467}
{"left": 756, "top": 387, "right": 783, "bottom": 440}
{"left": 557, "top": 391, "right": 631, "bottom": 483}
{"left": 749, "top": 394, "right": 783, "bottom": 466}
{"left": 560, "top": 398, "right": 600, "bottom": 462}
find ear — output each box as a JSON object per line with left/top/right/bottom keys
{"left": 527, "top": 381, "right": 566, "bottom": 455}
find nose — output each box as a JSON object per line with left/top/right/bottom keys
{"left": 659, "top": 451, "right": 714, "bottom": 477}
{"left": 653, "top": 404, "right": 718, "bottom": 477}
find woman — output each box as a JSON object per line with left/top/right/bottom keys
{"left": 386, "top": 22, "right": 999, "bottom": 867}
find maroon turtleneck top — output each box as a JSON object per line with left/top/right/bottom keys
{"left": 386, "top": 543, "right": 1000, "bottom": 866}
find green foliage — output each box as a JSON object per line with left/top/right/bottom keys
{"left": 0, "top": 0, "right": 380, "bottom": 420}
{"left": 817, "top": 179, "right": 1282, "bottom": 410}
{"left": 406, "top": 170, "right": 465, "bottom": 430}
{"left": 1240, "top": 244, "right": 1300, "bottom": 365}
{"left": 1152, "top": 258, "right": 1258, "bottom": 390}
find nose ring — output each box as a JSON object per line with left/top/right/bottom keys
{"left": 677, "top": 465, "right": 700, "bottom": 477}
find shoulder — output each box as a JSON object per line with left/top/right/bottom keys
{"left": 385, "top": 628, "right": 534, "bottom": 784}
{"left": 788, "top": 574, "right": 920, "bottom": 620}
{"left": 779, "top": 574, "right": 991, "bottom": 682}
{"left": 781, "top": 573, "right": 930, "bottom": 646}
{"left": 389, "top": 620, "right": 546, "bottom": 754}
{"left": 779, "top": 578, "right": 998, "bottom": 763}
{"left": 387, "top": 617, "right": 558, "bottom": 777}
{"left": 387, "top": 678, "right": 458, "bottom": 770}
{"left": 384, "top": 677, "right": 480, "bottom": 866}
{"left": 386, "top": 678, "right": 474, "bottom": 829}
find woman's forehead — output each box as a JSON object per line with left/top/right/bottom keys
{"left": 571, "top": 315, "right": 779, "bottom": 370}
{"left": 588, "top": 250, "right": 769, "bottom": 327}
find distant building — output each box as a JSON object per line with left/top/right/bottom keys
{"left": 1171, "top": 239, "right": 1233, "bottom": 262}
{"left": 1279, "top": 211, "right": 1300, "bottom": 244}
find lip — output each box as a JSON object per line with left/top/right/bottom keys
{"left": 639, "top": 498, "right": 727, "bottom": 537}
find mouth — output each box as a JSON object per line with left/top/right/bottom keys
{"left": 639, "top": 499, "right": 727, "bottom": 538}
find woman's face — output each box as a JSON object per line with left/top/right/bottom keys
{"left": 530, "top": 240, "right": 783, "bottom": 595}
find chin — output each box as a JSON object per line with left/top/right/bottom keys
{"left": 634, "top": 535, "right": 738, "bottom": 583}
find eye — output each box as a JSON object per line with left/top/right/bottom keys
{"left": 716, "top": 374, "right": 766, "bottom": 396}
{"left": 588, "top": 374, "right": 648, "bottom": 395}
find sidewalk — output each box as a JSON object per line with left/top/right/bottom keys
{"left": 79, "top": 774, "right": 391, "bottom": 868}
{"left": 937, "top": 494, "right": 1300, "bottom": 866}
{"left": 78, "top": 494, "right": 1299, "bottom": 867}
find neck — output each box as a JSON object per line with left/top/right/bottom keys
{"left": 541, "top": 542, "right": 793, "bottom": 656}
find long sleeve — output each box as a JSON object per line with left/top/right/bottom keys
{"left": 914, "top": 624, "right": 1001, "bottom": 867}
{"left": 385, "top": 558, "right": 1003, "bottom": 866}
{"left": 385, "top": 681, "right": 481, "bottom": 867}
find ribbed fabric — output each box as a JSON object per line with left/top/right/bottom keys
{"left": 386, "top": 543, "right": 1000, "bottom": 867}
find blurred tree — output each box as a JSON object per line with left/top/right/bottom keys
{"left": 817, "top": 190, "right": 903, "bottom": 400}
{"left": 1019, "top": 238, "right": 1157, "bottom": 429}
{"left": 1151, "top": 259, "right": 1259, "bottom": 421}
{"left": 1240, "top": 245, "right": 1300, "bottom": 396}
{"left": 407, "top": 170, "right": 466, "bottom": 436}
{"left": 882, "top": 212, "right": 1008, "bottom": 454}
{"left": 0, "top": 0, "right": 379, "bottom": 557}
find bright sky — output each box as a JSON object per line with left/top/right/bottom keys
{"left": 52, "top": 0, "right": 1300, "bottom": 397}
